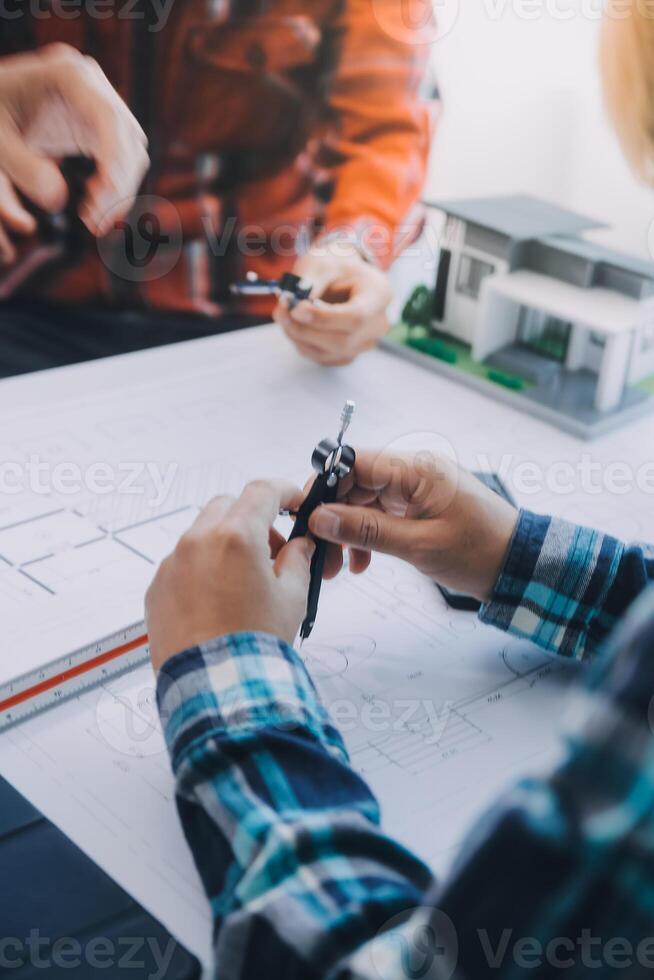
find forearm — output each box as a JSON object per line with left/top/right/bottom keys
{"left": 433, "top": 587, "right": 654, "bottom": 976}
{"left": 157, "top": 633, "right": 434, "bottom": 979}
{"left": 157, "top": 597, "right": 654, "bottom": 978}
{"left": 343, "top": 590, "right": 654, "bottom": 978}
{"left": 480, "top": 509, "right": 654, "bottom": 659}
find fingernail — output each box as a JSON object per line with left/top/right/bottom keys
{"left": 312, "top": 507, "right": 341, "bottom": 539}
{"left": 304, "top": 539, "right": 316, "bottom": 560}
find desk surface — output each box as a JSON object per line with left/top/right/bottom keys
{"left": 0, "top": 775, "right": 201, "bottom": 977}
{"left": 0, "top": 324, "right": 652, "bottom": 973}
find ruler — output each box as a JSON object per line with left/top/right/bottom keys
{"left": 0, "top": 623, "right": 149, "bottom": 731}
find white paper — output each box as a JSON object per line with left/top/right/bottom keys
{"left": 0, "top": 325, "right": 653, "bottom": 974}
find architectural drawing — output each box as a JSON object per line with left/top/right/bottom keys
{"left": 0, "top": 325, "right": 652, "bottom": 970}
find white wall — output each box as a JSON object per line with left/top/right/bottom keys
{"left": 425, "top": 0, "right": 653, "bottom": 258}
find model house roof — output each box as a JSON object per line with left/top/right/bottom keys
{"left": 485, "top": 270, "right": 642, "bottom": 335}
{"left": 543, "top": 235, "right": 654, "bottom": 283}
{"left": 428, "top": 194, "right": 603, "bottom": 243}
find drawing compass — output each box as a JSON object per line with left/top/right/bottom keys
{"left": 230, "top": 271, "right": 313, "bottom": 308}
{"left": 289, "top": 401, "right": 356, "bottom": 641}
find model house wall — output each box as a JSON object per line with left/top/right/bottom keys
{"left": 629, "top": 310, "right": 654, "bottom": 383}
{"left": 439, "top": 217, "right": 510, "bottom": 345}
{"left": 421, "top": 196, "right": 654, "bottom": 417}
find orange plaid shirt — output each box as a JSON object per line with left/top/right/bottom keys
{"left": 3, "top": 0, "right": 434, "bottom": 315}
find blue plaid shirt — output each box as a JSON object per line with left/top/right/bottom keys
{"left": 157, "top": 511, "right": 654, "bottom": 977}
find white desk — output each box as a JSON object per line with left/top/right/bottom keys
{"left": 0, "top": 325, "right": 652, "bottom": 972}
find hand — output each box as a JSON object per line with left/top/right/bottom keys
{"left": 273, "top": 245, "right": 392, "bottom": 366}
{"left": 0, "top": 44, "right": 149, "bottom": 261}
{"left": 307, "top": 450, "right": 519, "bottom": 604}
{"left": 145, "top": 481, "right": 315, "bottom": 671}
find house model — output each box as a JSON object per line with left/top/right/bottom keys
{"left": 387, "top": 195, "right": 654, "bottom": 438}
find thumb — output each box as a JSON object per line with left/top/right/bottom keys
{"left": 274, "top": 537, "right": 315, "bottom": 590}
{"left": 294, "top": 260, "right": 337, "bottom": 301}
{"left": 0, "top": 123, "right": 68, "bottom": 212}
{"left": 310, "top": 504, "right": 418, "bottom": 562}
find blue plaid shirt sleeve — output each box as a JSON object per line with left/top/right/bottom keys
{"left": 156, "top": 632, "right": 435, "bottom": 978}
{"left": 479, "top": 509, "right": 654, "bottom": 660}
{"left": 158, "top": 583, "right": 654, "bottom": 978}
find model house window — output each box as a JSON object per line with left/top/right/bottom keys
{"left": 456, "top": 254, "right": 495, "bottom": 299}
{"left": 590, "top": 331, "right": 606, "bottom": 348}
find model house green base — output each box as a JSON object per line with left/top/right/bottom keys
{"left": 386, "top": 195, "right": 654, "bottom": 439}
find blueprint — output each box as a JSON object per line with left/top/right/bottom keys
{"left": 0, "top": 325, "right": 653, "bottom": 972}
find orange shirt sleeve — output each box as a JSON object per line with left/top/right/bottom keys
{"left": 319, "top": 0, "right": 436, "bottom": 268}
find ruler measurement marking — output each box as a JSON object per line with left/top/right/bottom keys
{"left": 0, "top": 630, "right": 149, "bottom": 718}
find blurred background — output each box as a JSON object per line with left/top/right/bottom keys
{"left": 429, "top": 0, "right": 649, "bottom": 253}
{"left": 391, "top": 0, "right": 652, "bottom": 311}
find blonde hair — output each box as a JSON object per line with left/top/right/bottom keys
{"left": 601, "top": 0, "right": 654, "bottom": 182}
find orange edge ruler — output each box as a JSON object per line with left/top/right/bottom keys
{"left": 0, "top": 624, "right": 149, "bottom": 730}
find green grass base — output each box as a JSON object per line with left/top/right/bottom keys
{"left": 407, "top": 336, "right": 457, "bottom": 363}
{"left": 389, "top": 323, "right": 531, "bottom": 392}
{"left": 636, "top": 372, "right": 654, "bottom": 396}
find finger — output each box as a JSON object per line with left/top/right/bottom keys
{"left": 274, "top": 536, "right": 315, "bottom": 589}
{"left": 286, "top": 297, "right": 364, "bottom": 335}
{"left": 269, "top": 527, "right": 286, "bottom": 559}
{"left": 339, "top": 450, "right": 459, "bottom": 517}
{"left": 0, "top": 222, "right": 16, "bottom": 264}
{"left": 345, "top": 485, "right": 379, "bottom": 507}
{"left": 294, "top": 347, "right": 356, "bottom": 367}
{"left": 83, "top": 139, "right": 149, "bottom": 235}
{"left": 309, "top": 503, "right": 421, "bottom": 563}
{"left": 293, "top": 266, "right": 339, "bottom": 304}
{"left": 0, "top": 173, "right": 36, "bottom": 234}
{"left": 0, "top": 114, "right": 68, "bottom": 212}
{"left": 226, "top": 479, "right": 303, "bottom": 537}
{"left": 348, "top": 547, "right": 372, "bottom": 574}
{"left": 322, "top": 541, "right": 344, "bottom": 580}
{"left": 282, "top": 316, "right": 353, "bottom": 350}
{"left": 276, "top": 310, "right": 333, "bottom": 352}
{"left": 287, "top": 474, "right": 342, "bottom": 578}
{"left": 281, "top": 309, "right": 383, "bottom": 363}
{"left": 279, "top": 323, "right": 347, "bottom": 365}
{"left": 46, "top": 57, "right": 148, "bottom": 233}
{"left": 272, "top": 300, "right": 285, "bottom": 324}
{"left": 286, "top": 299, "right": 322, "bottom": 328}
{"left": 280, "top": 320, "right": 357, "bottom": 365}
{"left": 187, "top": 495, "right": 235, "bottom": 535}
{"left": 310, "top": 351, "right": 358, "bottom": 367}
{"left": 296, "top": 283, "right": 387, "bottom": 332}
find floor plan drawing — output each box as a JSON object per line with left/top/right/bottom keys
{"left": 0, "top": 326, "right": 652, "bottom": 972}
